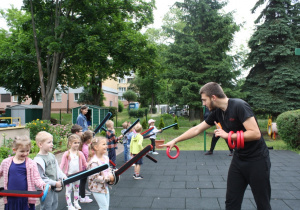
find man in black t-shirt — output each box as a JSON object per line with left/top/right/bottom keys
{"left": 162, "top": 82, "right": 271, "bottom": 210}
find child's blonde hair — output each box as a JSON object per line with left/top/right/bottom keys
{"left": 88, "top": 137, "right": 107, "bottom": 160}
{"left": 134, "top": 123, "right": 142, "bottom": 133}
{"left": 35, "top": 131, "right": 53, "bottom": 144}
{"left": 66, "top": 134, "right": 80, "bottom": 159}
{"left": 12, "top": 136, "right": 31, "bottom": 150}
{"left": 105, "top": 120, "right": 114, "bottom": 129}
{"left": 79, "top": 130, "right": 94, "bottom": 151}
{"left": 122, "top": 121, "right": 129, "bottom": 129}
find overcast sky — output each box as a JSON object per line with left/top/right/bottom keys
{"left": 0, "top": 0, "right": 263, "bottom": 49}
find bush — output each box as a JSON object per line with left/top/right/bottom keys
{"left": 128, "top": 109, "right": 145, "bottom": 118}
{"left": 174, "top": 116, "right": 179, "bottom": 130}
{"left": 277, "top": 109, "right": 300, "bottom": 149}
{"left": 152, "top": 107, "right": 157, "bottom": 114}
{"left": 142, "top": 118, "right": 147, "bottom": 129}
{"left": 161, "top": 113, "right": 173, "bottom": 120}
{"left": 118, "top": 100, "right": 124, "bottom": 112}
{"left": 158, "top": 118, "right": 165, "bottom": 129}
{"left": 26, "top": 119, "right": 51, "bottom": 140}
{"left": 108, "top": 107, "right": 117, "bottom": 120}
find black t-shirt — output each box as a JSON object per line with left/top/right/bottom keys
{"left": 205, "top": 98, "right": 269, "bottom": 160}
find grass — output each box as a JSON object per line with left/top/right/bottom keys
{"left": 52, "top": 111, "right": 298, "bottom": 153}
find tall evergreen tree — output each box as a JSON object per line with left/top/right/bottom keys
{"left": 164, "top": 0, "right": 239, "bottom": 120}
{"left": 243, "top": 0, "right": 300, "bottom": 116}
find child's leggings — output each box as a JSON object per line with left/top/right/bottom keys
{"left": 65, "top": 180, "right": 80, "bottom": 207}
{"left": 93, "top": 190, "right": 110, "bottom": 210}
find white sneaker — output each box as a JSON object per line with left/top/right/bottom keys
{"left": 67, "top": 206, "right": 76, "bottom": 210}
{"left": 132, "top": 164, "right": 135, "bottom": 167}
{"left": 80, "top": 196, "right": 93, "bottom": 203}
{"left": 74, "top": 202, "right": 81, "bottom": 209}
{"left": 152, "top": 152, "right": 159, "bottom": 155}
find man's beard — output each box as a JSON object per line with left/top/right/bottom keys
{"left": 209, "top": 100, "right": 217, "bottom": 111}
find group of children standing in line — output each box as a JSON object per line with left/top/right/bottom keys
{"left": 0, "top": 116, "right": 162, "bottom": 210}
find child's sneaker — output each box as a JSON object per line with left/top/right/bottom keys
{"left": 134, "top": 175, "right": 143, "bottom": 180}
{"left": 74, "top": 202, "right": 81, "bottom": 209}
{"left": 80, "top": 196, "right": 93, "bottom": 203}
{"left": 133, "top": 174, "right": 136, "bottom": 178}
{"left": 67, "top": 206, "right": 76, "bottom": 210}
{"left": 152, "top": 151, "right": 159, "bottom": 155}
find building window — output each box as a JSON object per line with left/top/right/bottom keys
{"left": 118, "top": 87, "right": 126, "bottom": 92}
{"left": 127, "top": 78, "right": 133, "bottom": 83}
{"left": 56, "top": 93, "right": 62, "bottom": 102}
{"left": 1, "top": 94, "right": 11, "bottom": 102}
{"left": 118, "top": 78, "right": 126, "bottom": 83}
{"left": 118, "top": 96, "right": 125, "bottom": 101}
{"left": 74, "top": 93, "right": 80, "bottom": 101}
{"left": 110, "top": 101, "right": 113, "bottom": 106}
{"left": 12, "top": 95, "right": 18, "bottom": 102}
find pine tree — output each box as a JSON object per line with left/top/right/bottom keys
{"left": 243, "top": 0, "right": 300, "bottom": 116}
{"left": 158, "top": 118, "right": 165, "bottom": 129}
{"left": 165, "top": 0, "right": 239, "bottom": 120}
{"left": 174, "top": 116, "right": 179, "bottom": 130}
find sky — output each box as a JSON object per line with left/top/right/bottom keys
{"left": 0, "top": 0, "right": 263, "bottom": 50}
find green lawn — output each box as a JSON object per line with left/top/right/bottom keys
{"left": 52, "top": 111, "right": 296, "bottom": 153}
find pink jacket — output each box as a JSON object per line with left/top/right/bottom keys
{"left": 60, "top": 150, "right": 87, "bottom": 175}
{"left": 0, "top": 157, "right": 46, "bottom": 204}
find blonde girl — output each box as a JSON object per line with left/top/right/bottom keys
{"left": 78, "top": 130, "right": 94, "bottom": 203}
{"left": 88, "top": 137, "right": 114, "bottom": 210}
{"left": 0, "top": 136, "right": 47, "bottom": 210}
{"left": 60, "top": 134, "right": 87, "bottom": 210}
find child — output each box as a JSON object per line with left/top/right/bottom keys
{"left": 126, "top": 127, "right": 135, "bottom": 163}
{"left": 105, "top": 120, "right": 123, "bottom": 168}
{"left": 130, "top": 123, "right": 144, "bottom": 179}
{"left": 60, "top": 134, "right": 87, "bottom": 210}
{"left": 121, "top": 121, "right": 130, "bottom": 162}
{"left": 87, "top": 137, "right": 115, "bottom": 210}
{"left": 71, "top": 124, "right": 83, "bottom": 136}
{"left": 148, "top": 119, "right": 162, "bottom": 155}
{"left": 0, "top": 136, "right": 48, "bottom": 210}
{"left": 34, "top": 131, "right": 67, "bottom": 210}
{"left": 78, "top": 130, "right": 94, "bottom": 203}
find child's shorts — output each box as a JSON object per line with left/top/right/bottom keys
{"left": 133, "top": 154, "right": 143, "bottom": 165}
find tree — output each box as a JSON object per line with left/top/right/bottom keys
{"left": 123, "top": 90, "right": 137, "bottom": 105}
{"left": 0, "top": 7, "right": 41, "bottom": 104}
{"left": 12, "top": 0, "right": 156, "bottom": 120}
{"left": 243, "top": 0, "right": 300, "bottom": 116}
{"left": 164, "top": 0, "right": 240, "bottom": 120}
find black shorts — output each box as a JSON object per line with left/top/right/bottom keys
{"left": 133, "top": 154, "right": 143, "bottom": 165}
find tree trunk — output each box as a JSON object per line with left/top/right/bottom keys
{"left": 189, "top": 106, "right": 202, "bottom": 121}
{"left": 42, "top": 96, "right": 52, "bottom": 120}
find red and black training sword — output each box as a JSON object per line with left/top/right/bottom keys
{"left": 94, "top": 112, "right": 112, "bottom": 136}
{"left": 109, "top": 145, "right": 153, "bottom": 185}
{"left": 0, "top": 184, "right": 50, "bottom": 201}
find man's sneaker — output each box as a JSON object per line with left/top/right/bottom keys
{"left": 134, "top": 175, "right": 143, "bottom": 180}
{"left": 152, "top": 151, "right": 159, "bottom": 155}
{"left": 205, "top": 151, "right": 213, "bottom": 155}
{"left": 85, "top": 190, "right": 91, "bottom": 195}
{"left": 74, "top": 202, "right": 81, "bottom": 209}
{"left": 80, "top": 196, "right": 93, "bottom": 203}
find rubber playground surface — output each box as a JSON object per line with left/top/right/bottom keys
{"left": 47, "top": 149, "right": 300, "bottom": 210}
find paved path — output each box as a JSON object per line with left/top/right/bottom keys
{"left": 2, "top": 148, "right": 300, "bottom": 209}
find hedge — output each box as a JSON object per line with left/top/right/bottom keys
{"left": 277, "top": 109, "right": 300, "bottom": 149}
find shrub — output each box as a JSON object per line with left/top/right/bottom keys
{"left": 49, "top": 124, "right": 72, "bottom": 149}
{"left": 26, "top": 119, "right": 51, "bottom": 140}
{"left": 108, "top": 107, "right": 117, "bottom": 120}
{"left": 174, "top": 116, "right": 179, "bottom": 130}
{"left": 142, "top": 118, "right": 147, "bottom": 129}
{"left": 277, "top": 109, "right": 300, "bottom": 149}
{"left": 118, "top": 100, "right": 124, "bottom": 112}
{"left": 152, "top": 107, "right": 157, "bottom": 114}
{"left": 158, "top": 118, "right": 165, "bottom": 129}
{"left": 161, "top": 113, "right": 173, "bottom": 120}
{"left": 128, "top": 109, "right": 145, "bottom": 118}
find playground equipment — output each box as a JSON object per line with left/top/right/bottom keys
{"left": 267, "top": 117, "right": 277, "bottom": 140}
{"left": 0, "top": 117, "right": 21, "bottom": 127}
